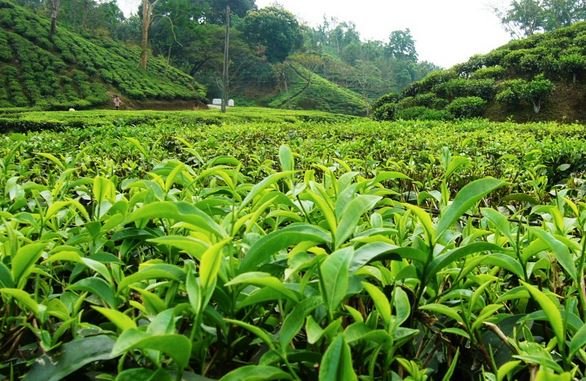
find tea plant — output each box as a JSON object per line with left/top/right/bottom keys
{"left": 0, "top": 127, "right": 585, "bottom": 380}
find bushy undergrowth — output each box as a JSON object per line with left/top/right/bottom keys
{"left": 0, "top": 111, "right": 586, "bottom": 380}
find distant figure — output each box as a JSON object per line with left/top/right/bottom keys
{"left": 68, "top": 108, "right": 76, "bottom": 112}
{"left": 113, "top": 95, "right": 122, "bottom": 110}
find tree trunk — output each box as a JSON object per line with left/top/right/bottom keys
{"left": 140, "top": 0, "right": 152, "bottom": 70}
{"left": 221, "top": 5, "right": 230, "bottom": 113}
{"left": 532, "top": 100, "right": 541, "bottom": 114}
{"left": 49, "top": 0, "right": 60, "bottom": 39}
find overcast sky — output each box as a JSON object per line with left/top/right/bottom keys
{"left": 117, "top": 0, "right": 513, "bottom": 68}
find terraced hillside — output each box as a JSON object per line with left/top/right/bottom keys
{"left": 0, "top": 0, "right": 205, "bottom": 109}
{"left": 373, "top": 21, "right": 586, "bottom": 122}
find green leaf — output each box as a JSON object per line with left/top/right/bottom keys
{"left": 25, "top": 335, "right": 116, "bottom": 381}
{"left": 403, "top": 204, "right": 436, "bottom": 244}
{"left": 279, "top": 145, "right": 295, "bottom": 172}
{"left": 436, "top": 177, "right": 505, "bottom": 239}
{"left": 12, "top": 242, "right": 46, "bottom": 287}
{"left": 112, "top": 329, "right": 192, "bottom": 369}
{"left": 305, "top": 189, "right": 337, "bottom": 234}
{"left": 419, "top": 303, "right": 463, "bottom": 323}
{"left": 200, "top": 238, "right": 231, "bottom": 291}
{"left": 481, "top": 208, "right": 514, "bottom": 243}
{"left": 239, "top": 223, "right": 331, "bottom": 273}
{"left": 534, "top": 367, "right": 572, "bottom": 381}
{"left": 226, "top": 272, "right": 299, "bottom": 302}
{"left": 93, "top": 307, "right": 136, "bottom": 331}
{"left": 147, "top": 236, "right": 208, "bottom": 260}
{"left": 240, "top": 171, "right": 295, "bottom": 210}
{"left": 441, "top": 347, "right": 460, "bottom": 381}
{"left": 335, "top": 195, "right": 381, "bottom": 248}
{"left": 321, "top": 248, "right": 352, "bottom": 316}
{"left": 427, "top": 242, "right": 505, "bottom": 283}
{"left": 530, "top": 228, "right": 577, "bottom": 282}
{"left": 393, "top": 287, "right": 411, "bottom": 326}
{"left": 319, "top": 335, "right": 357, "bottom": 381}
{"left": 0, "top": 288, "right": 44, "bottom": 320}
{"left": 350, "top": 242, "right": 400, "bottom": 272}
{"left": 362, "top": 282, "right": 391, "bottom": 327}
{"left": 521, "top": 281, "right": 565, "bottom": 347}
{"left": 127, "top": 201, "right": 227, "bottom": 238}
{"left": 70, "top": 277, "right": 119, "bottom": 308}
{"left": 186, "top": 264, "right": 202, "bottom": 316}
{"left": 118, "top": 264, "right": 184, "bottom": 291}
{"left": 569, "top": 320, "right": 586, "bottom": 358}
{"left": 115, "top": 368, "right": 172, "bottom": 381}
{"left": 219, "top": 365, "right": 292, "bottom": 381}
{"left": 224, "top": 318, "right": 275, "bottom": 351}
{"left": 279, "top": 296, "right": 322, "bottom": 350}
{"left": 0, "top": 262, "right": 14, "bottom": 288}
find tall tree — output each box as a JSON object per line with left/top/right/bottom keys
{"left": 241, "top": 5, "right": 303, "bottom": 63}
{"left": 495, "top": 0, "right": 586, "bottom": 36}
{"left": 386, "top": 29, "right": 417, "bottom": 62}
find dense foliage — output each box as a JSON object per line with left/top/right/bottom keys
{"left": 373, "top": 21, "right": 586, "bottom": 122}
{"left": 0, "top": 109, "right": 586, "bottom": 381}
{"left": 298, "top": 24, "right": 439, "bottom": 99}
{"left": 0, "top": 0, "right": 205, "bottom": 109}
{"left": 494, "top": 0, "right": 586, "bottom": 37}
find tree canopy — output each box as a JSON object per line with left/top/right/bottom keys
{"left": 496, "top": 0, "right": 586, "bottom": 36}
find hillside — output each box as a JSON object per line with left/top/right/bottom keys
{"left": 0, "top": 0, "right": 205, "bottom": 109}
{"left": 269, "top": 63, "right": 369, "bottom": 116}
{"left": 373, "top": 21, "right": 586, "bottom": 122}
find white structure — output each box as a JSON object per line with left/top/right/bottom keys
{"left": 212, "top": 98, "right": 222, "bottom": 105}
{"left": 228, "top": 99, "right": 235, "bottom": 107}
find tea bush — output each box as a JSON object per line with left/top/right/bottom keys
{"left": 0, "top": 109, "right": 585, "bottom": 380}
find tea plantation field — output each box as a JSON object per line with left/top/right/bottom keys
{"left": 0, "top": 108, "right": 585, "bottom": 381}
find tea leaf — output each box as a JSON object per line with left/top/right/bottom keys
{"left": 239, "top": 223, "right": 331, "bottom": 273}
{"left": 521, "top": 281, "right": 565, "bottom": 347}
{"left": 220, "top": 365, "right": 292, "bottom": 381}
{"left": 319, "top": 334, "right": 357, "bottom": 381}
{"left": 321, "top": 248, "right": 352, "bottom": 316}
{"left": 436, "top": 177, "right": 505, "bottom": 239}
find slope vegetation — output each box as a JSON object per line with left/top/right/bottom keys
{"left": 373, "top": 22, "right": 586, "bottom": 122}
{"left": 0, "top": 0, "right": 205, "bottom": 109}
{"left": 269, "top": 63, "right": 369, "bottom": 116}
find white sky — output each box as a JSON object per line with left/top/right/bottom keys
{"left": 117, "top": 0, "right": 513, "bottom": 68}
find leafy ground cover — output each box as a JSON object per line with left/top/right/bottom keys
{"left": 0, "top": 110, "right": 586, "bottom": 380}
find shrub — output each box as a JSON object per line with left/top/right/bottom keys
{"left": 396, "top": 106, "right": 452, "bottom": 121}
{"left": 372, "top": 102, "right": 397, "bottom": 121}
{"left": 447, "top": 96, "right": 487, "bottom": 119}
{"left": 470, "top": 65, "right": 505, "bottom": 80}
{"left": 433, "top": 78, "right": 496, "bottom": 100}
{"left": 372, "top": 92, "right": 399, "bottom": 110}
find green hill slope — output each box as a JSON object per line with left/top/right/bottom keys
{"left": 0, "top": 0, "right": 205, "bottom": 109}
{"left": 373, "top": 22, "right": 586, "bottom": 122}
{"left": 269, "top": 63, "right": 369, "bottom": 116}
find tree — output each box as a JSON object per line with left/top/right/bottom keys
{"left": 241, "top": 6, "right": 303, "bottom": 63}
{"left": 205, "top": 0, "right": 255, "bottom": 23}
{"left": 385, "top": 29, "right": 417, "bottom": 62}
{"left": 140, "top": 0, "right": 159, "bottom": 69}
{"left": 495, "top": 0, "right": 586, "bottom": 36}
{"left": 49, "top": 0, "right": 60, "bottom": 38}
